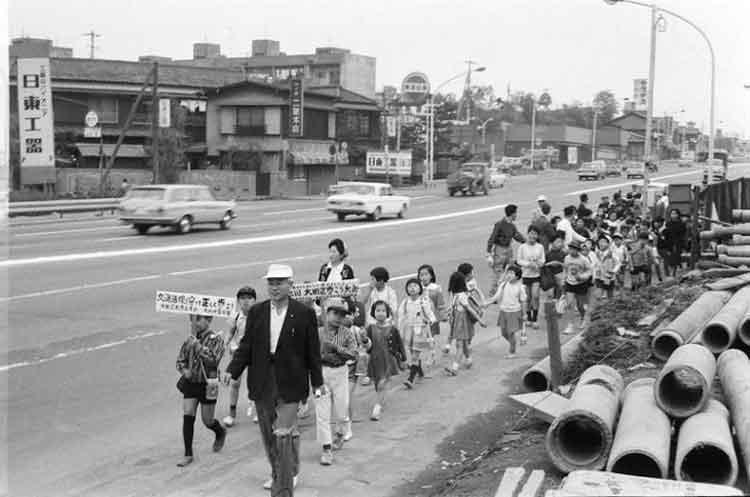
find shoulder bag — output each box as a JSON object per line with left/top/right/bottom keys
{"left": 199, "top": 358, "right": 220, "bottom": 401}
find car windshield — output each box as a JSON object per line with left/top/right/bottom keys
{"left": 336, "top": 184, "right": 376, "bottom": 195}
{"left": 125, "top": 188, "right": 166, "bottom": 200}
{"left": 581, "top": 163, "right": 594, "bottom": 168}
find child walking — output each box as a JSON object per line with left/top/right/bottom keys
{"left": 485, "top": 265, "right": 527, "bottom": 358}
{"left": 418, "top": 264, "right": 447, "bottom": 367}
{"left": 366, "top": 301, "right": 406, "bottom": 421}
{"left": 562, "top": 240, "right": 594, "bottom": 334}
{"left": 594, "top": 236, "right": 619, "bottom": 300}
{"left": 398, "top": 278, "right": 438, "bottom": 389}
{"left": 516, "top": 226, "right": 545, "bottom": 329}
{"left": 445, "top": 272, "right": 486, "bottom": 375}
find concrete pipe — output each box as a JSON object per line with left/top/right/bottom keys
{"left": 716, "top": 245, "right": 729, "bottom": 255}
{"left": 729, "top": 234, "right": 750, "bottom": 245}
{"left": 675, "top": 399, "right": 738, "bottom": 486}
{"left": 546, "top": 365, "right": 623, "bottom": 474}
{"left": 651, "top": 291, "right": 731, "bottom": 361}
{"left": 715, "top": 223, "right": 750, "bottom": 238}
{"left": 523, "top": 333, "right": 584, "bottom": 392}
{"left": 701, "top": 286, "right": 750, "bottom": 353}
{"left": 606, "top": 378, "right": 671, "bottom": 479}
{"left": 717, "top": 350, "right": 750, "bottom": 480}
{"left": 717, "top": 255, "right": 750, "bottom": 267}
{"left": 654, "top": 343, "right": 716, "bottom": 418}
{"left": 732, "top": 209, "right": 750, "bottom": 222}
{"left": 722, "top": 246, "right": 750, "bottom": 258}
{"left": 739, "top": 304, "right": 750, "bottom": 345}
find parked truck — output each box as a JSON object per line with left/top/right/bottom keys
{"left": 447, "top": 162, "right": 490, "bottom": 196}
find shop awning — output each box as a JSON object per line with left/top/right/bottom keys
{"left": 75, "top": 143, "right": 148, "bottom": 158}
{"left": 289, "top": 151, "right": 335, "bottom": 165}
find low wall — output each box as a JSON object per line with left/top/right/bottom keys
{"left": 179, "top": 170, "right": 256, "bottom": 200}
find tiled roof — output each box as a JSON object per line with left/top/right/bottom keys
{"left": 309, "top": 85, "right": 378, "bottom": 106}
{"left": 10, "top": 57, "right": 246, "bottom": 89}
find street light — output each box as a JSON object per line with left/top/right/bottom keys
{"left": 604, "top": 0, "right": 716, "bottom": 183}
{"left": 425, "top": 66, "right": 486, "bottom": 182}
{"left": 477, "top": 117, "right": 494, "bottom": 145}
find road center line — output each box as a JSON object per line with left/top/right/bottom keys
{"left": 2, "top": 275, "right": 162, "bottom": 302}
{"left": 262, "top": 207, "right": 324, "bottom": 216}
{"left": 2, "top": 204, "right": 506, "bottom": 268}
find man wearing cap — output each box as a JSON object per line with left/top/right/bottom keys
{"left": 314, "top": 297, "right": 358, "bottom": 466}
{"left": 531, "top": 202, "right": 556, "bottom": 251}
{"left": 531, "top": 195, "right": 550, "bottom": 222}
{"left": 487, "top": 204, "right": 526, "bottom": 297}
{"left": 224, "top": 264, "right": 323, "bottom": 496}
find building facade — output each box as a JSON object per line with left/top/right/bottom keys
{"left": 504, "top": 124, "right": 628, "bottom": 165}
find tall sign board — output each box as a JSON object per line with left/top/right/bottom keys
{"left": 17, "top": 58, "right": 55, "bottom": 184}
{"left": 290, "top": 79, "right": 304, "bottom": 137}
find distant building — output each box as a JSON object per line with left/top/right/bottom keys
{"left": 172, "top": 40, "right": 377, "bottom": 99}
{"left": 9, "top": 37, "right": 73, "bottom": 59}
{"left": 138, "top": 55, "right": 173, "bottom": 63}
{"left": 505, "top": 124, "right": 628, "bottom": 165}
{"left": 193, "top": 42, "right": 221, "bottom": 60}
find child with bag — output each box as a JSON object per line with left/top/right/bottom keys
{"left": 175, "top": 314, "right": 227, "bottom": 467}
{"left": 445, "top": 272, "right": 486, "bottom": 375}
{"left": 366, "top": 301, "right": 406, "bottom": 421}
{"left": 484, "top": 265, "right": 527, "bottom": 358}
{"left": 398, "top": 278, "right": 438, "bottom": 389}
{"left": 418, "top": 264, "right": 447, "bottom": 367}
{"left": 222, "top": 286, "right": 256, "bottom": 427}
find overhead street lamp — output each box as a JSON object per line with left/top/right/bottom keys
{"left": 425, "top": 66, "right": 486, "bottom": 182}
{"left": 477, "top": 117, "right": 494, "bottom": 145}
{"left": 603, "top": 0, "right": 716, "bottom": 183}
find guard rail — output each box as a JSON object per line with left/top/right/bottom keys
{"left": 9, "top": 198, "right": 120, "bottom": 217}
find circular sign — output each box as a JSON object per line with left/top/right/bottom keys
{"left": 538, "top": 92, "right": 552, "bottom": 107}
{"left": 536, "top": 138, "right": 543, "bottom": 146}
{"left": 401, "top": 72, "right": 431, "bottom": 106}
{"left": 85, "top": 111, "right": 99, "bottom": 128}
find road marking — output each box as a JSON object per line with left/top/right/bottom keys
{"left": 96, "top": 236, "right": 138, "bottom": 243}
{"left": 2, "top": 204, "right": 506, "bottom": 268}
{"left": 2, "top": 275, "right": 161, "bottom": 302}
{"left": 12, "top": 225, "right": 123, "bottom": 237}
{"left": 167, "top": 255, "right": 314, "bottom": 276}
{"left": 411, "top": 195, "right": 435, "bottom": 200}
{"left": 262, "top": 207, "right": 324, "bottom": 216}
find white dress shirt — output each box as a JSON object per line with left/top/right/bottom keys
{"left": 326, "top": 262, "right": 345, "bottom": 283}
{"left": 270, "top": 301, "right": 288, "bottom": 354}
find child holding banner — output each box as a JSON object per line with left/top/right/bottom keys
{"left": 175, "top": 314, "right": 227, "bottom": 467}
{"left": 222, "top": 286, "right": 256, "bottom": 427}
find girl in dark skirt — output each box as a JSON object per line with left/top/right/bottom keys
{"left": 366, "top": 301, "right": 405, "bottom": 421}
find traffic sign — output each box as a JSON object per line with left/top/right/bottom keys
{"left": 85, "top": 111, "right": 99, "bottom": 128}
{"left": 401, "top": 72, "right": 431, "bottom": 106}
{"left": 84, "top": 126, "right": 102, "bottom": 138}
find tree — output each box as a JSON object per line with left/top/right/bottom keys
{"left": 593, "top": 90, "right": 618, "bottom": 123}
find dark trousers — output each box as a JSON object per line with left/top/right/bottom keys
{"left": 254, "top": 368, "right": 300, "bottom": 497}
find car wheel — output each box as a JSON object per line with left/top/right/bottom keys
{"left": 176, "top": 215, "right": 192, "bottom": 234}
{"left": 337, "top": 213, "right": 346, "bottom": 222}
{"left": 448, "top": 189, "right": 456, "bottom": 197}
{"left": 483, "top": 187, "right": 489, "bottom": 196}
{"left": 397, "top": 204, "right": 407, "bottom": 219}
{"left": 134, "top": 224, "right": 149, "bottom": 235}
{"left": 219, "top": 211, "right": 233, "bottom": 230}
{"left": 368, "top": 207, "right": 382, "bottom": 221}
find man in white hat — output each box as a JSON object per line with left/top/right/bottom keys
{"left": 531, "top": 194, "right": 549, "bottom": 222}
{"left": 224, "top": 263, "right": 323, "bottom": 496}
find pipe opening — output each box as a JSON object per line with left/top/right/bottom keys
{"left": 658, "top": 367, "right": 705, "bottom": 415}
{"left": 703, "top": 324, "right": 730, "bottom": 352}
{"left": 611, "top": 453, "right": 663, "bottom": 478}
{"left": 739, "top": 320, "right": 750, "bottom": 345}
{"left": 555, "top": 417, "right": 606, "bottom": 466}
{"left": 680, "top": 445, "right": 732, "bottom": 484}
{"left": 523, "top": 371, "right": 548, "bottom": 392}
{"left": 652, "top": 334, "right": 680, "bottom": 361}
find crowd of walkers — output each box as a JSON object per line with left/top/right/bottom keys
{"left": 170, "top": 186, "right": 692, "bottom": 495}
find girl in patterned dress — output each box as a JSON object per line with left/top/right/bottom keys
{"left": 418, "top": 264, "right": 447, "bottom": 366}
{"left": 445, "top": 272, "right": 486, "bottom": 375}
{"left": 398, "top": 278, "right": 437, "bottom": 389}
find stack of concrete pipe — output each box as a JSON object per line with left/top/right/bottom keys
{"left": 700, "top": 223, "right": 750, "bottom": 241}
{"left": 522, "top": 333, "right": 584, "bottom": 392}
{"left": 546, "top": 365, "right": 624, "bottom": 473}
{"left": 654, "top": 343, "right": 716, "bottom": 418}
{"left": 699, "top": 286, "right": 750, "bottom": 353}
{"left": 731, "top": 209, "right": 750, "bottom": 222}
{"left": 651, "top": 291, "right": 731, "bottom": 361}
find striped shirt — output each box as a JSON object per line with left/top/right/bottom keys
{"left": 176, "top": 330, "right": 225, "bottom": 382}
{"left": 319, "top": 325, "right": 357, "bottom": 367}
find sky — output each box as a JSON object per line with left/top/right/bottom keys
{"left": 9, "top": 0, "right": 750, "bottom": 138}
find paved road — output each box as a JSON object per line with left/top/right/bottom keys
{"left": 3, "top": 163, "right": 749, "bottom": 497}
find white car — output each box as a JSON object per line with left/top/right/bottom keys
{"left": 488, "top": 167, "right": 507, "bottom": 188}
{"left": 119, "top": 184, "right": 236, "bottom": 234}
{"left": 326, "top": 182, "right": 410, "bottom": 222}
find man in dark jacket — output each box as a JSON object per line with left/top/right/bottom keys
{"left": 225, "top": 263, "right": 323, "bottom": 496}
{"left": 486, "top": 204, "right": 526, "bottom": 296}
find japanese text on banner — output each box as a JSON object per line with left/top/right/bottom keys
{"left": 155, "top": 291, "right": 236, "bottom": 318}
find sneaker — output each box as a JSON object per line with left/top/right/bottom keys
{"left": 505, "top": 353, "right": 517, "bottom": 359}
{"left": 371, "top": 404, "right": 382, "bottom": 421}
{"left": 361, "top": 376, "right": 372, "bottom": 386}
{"left": 247, "top": 406, "right": 254, "bottom": 418}
{"left": 253, "top": 414, "right": 259, "bottom": 423}
{"left": 213, "top": 426, "right": 227, "bottom": 452}
{"left": 403, "top": 378, "right": 414, "bottom": 389}
{"left": 320, "top": 448, "right": 334, "bottom": 466}
{"left": 444, "top": 367, "right": 457, "bottom": 377}
{"left": 464, "top": 357, "right": 473, "bottom": 369}
{"left": 531, "top": 322, "right": 540, "bottom": 330}
{"left": 520, "top": 335, "right": 528, "bottom": 346}
{"left": 442, "top": 344, "right": 451, "bottom": 354}
{"left": 343, "top": 423, "right": 353, "bottom": 442}
{"left": 263, "top": 476, "right": 298, "bottom": 491}
{"left": 332, "top": 432, "right": 345, "bottom": 451}
{"left": 562, "top": 324, "right": 575, "bottom": 335}
{"left": 222, "top": 415, "right": 235, "bottom": 427}
{"left": 177, "top": 456, "right": 194, "bottom": 467}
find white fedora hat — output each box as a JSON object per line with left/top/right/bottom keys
{"left": 263, "top": 264, "right": 294, "bottom": 280}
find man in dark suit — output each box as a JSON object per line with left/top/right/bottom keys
{"left": 224, "top": 264, "right": 323, "bottom": 497}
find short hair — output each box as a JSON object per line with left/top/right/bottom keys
{"left": 509, "top": 265, "right": 523, "bottom": 279}
{"left": 370, "top": 266, "right": 390, "bottom": 282}
{"left": 328, "top": 238, "right": 348, "bottom": 258}
{"left": 505, "top": 204, "right": 518, "bottom": 217}
{"left": 236, "top": 286, "right": 256, "bottom": 299}
{"left": 370, "top": 300, "right": 392, "bottom": 319}
{"left": 553, "top": 230, "right": 566, "bottom": 242}
{"left": 564, "top": 206, "right": 576, "bottom": 217}
{"left": 448, "top": 272, "right": 468, "bottom": 294}
{"left": 528, "top": 225, "right": 540, "bottom": 235}
{"left": 580, "top": 193, "right": 589, "bottom": 202}
{"left": 405, "top": 277, "right": 423, "bottom": 295}
{"left": 417, "top": 264, "right": 436, "bottom": 284}
{"left": 541, "top": 203, "right": 551, "bottom": 215}
{"left": 457, "top": 263, "right": 474, "bottom": 277}
{"left": 550, "top": 216, "right": 561, "bottom": 225}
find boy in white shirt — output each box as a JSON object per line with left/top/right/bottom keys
{"left": 485, "top": 265, "right": 527, "bottom": 359}
{"left": 516, "top": 226, "right": 545, "bottom": 329}
{"left": 610, "top": 233, "right": 629, "bottom": 294}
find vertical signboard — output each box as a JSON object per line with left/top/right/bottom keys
{"left": 567, "top": 146, "right": 578, "bottom": 165}
{"left": 290, "top": 79, "right": 304, "bottom": 137}
{"left": 17, "top": 58, "right": 55, "bottom": 184}
{"left": 158, "top": 98, "right": 171, "bottom": 128}
{"left": 633, "top": 78, "right": 648, "bottom": 109}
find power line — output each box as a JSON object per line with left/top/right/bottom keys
{"left": 82, "top": 30, "right": 101, "bottom": 59}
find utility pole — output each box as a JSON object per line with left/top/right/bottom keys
{"left": 457, "top": 60, "right": 478, "bottom": 123}
{"left": 592, "top": 108, "right": 599, "bottom": 161}
{"left": 643, "top": 4, "right": 658, "bottom": 193}
{"left": 151, "top": 62, "right": 159, "bottom": 184}
{"left": 82, "top": 30, "right": 101, "bottom": 59}
{"left": 530, "top": 96, "right": 537, "bottom": 170}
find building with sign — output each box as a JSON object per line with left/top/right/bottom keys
{"left": 605, "top": 112, "right": 687, "bottom": 160}
{"left": 504, "top": 124, "right": 629, "bottom": 165}
{"left": 205, "top": 80, "right": 380, "bottom": 196}
{"left": 172, "top": 40, "right": 377, "bottom": 100}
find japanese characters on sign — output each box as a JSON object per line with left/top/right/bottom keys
{"left": 289, "top": 79, "right": 304, "bottom": 137}
{"left": 366, "top": 151, "right": 413, "bottom": 176}
{"left": 155, "top": 291, "right": 236, "bottom": 318}
{"left": 16, "top": 58, "right": 55, "bottom": 171}
{"left": 290, "top": 280, "right": 360, "bottom": 300}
